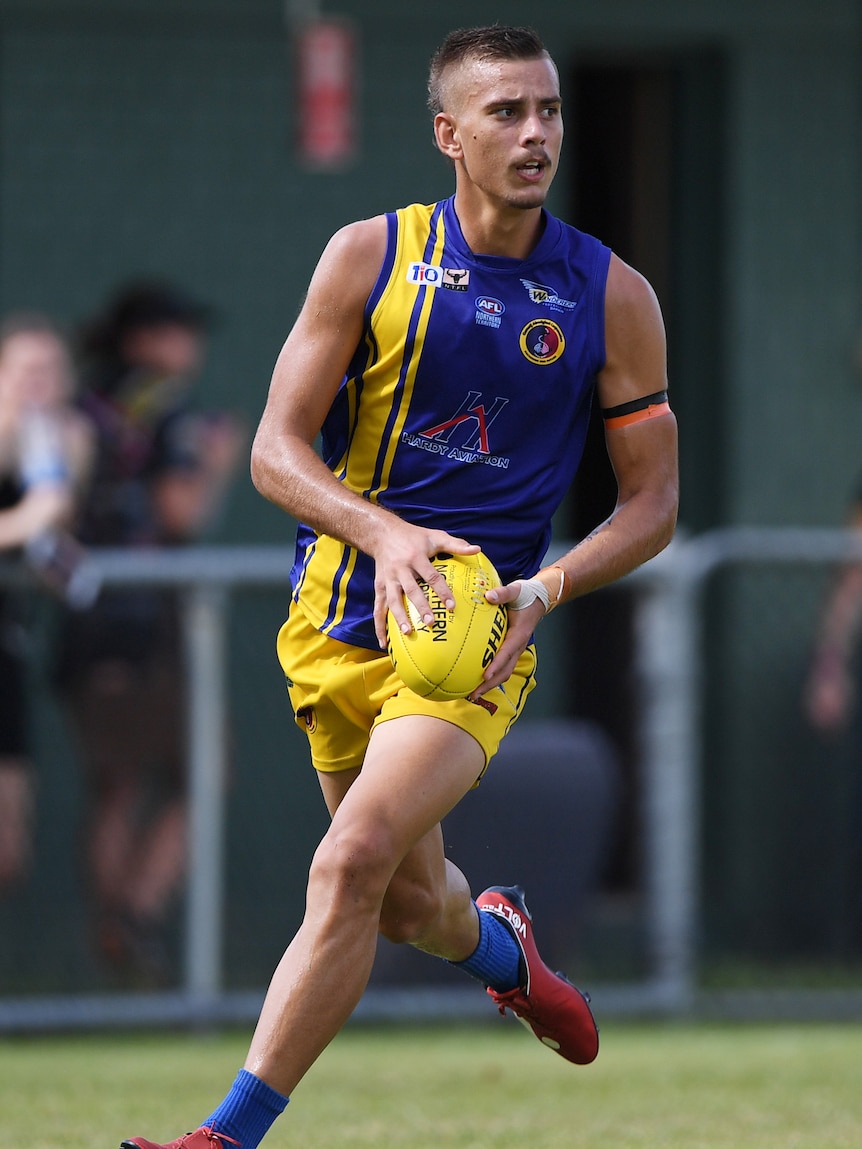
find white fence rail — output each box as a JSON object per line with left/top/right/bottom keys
{"left": 3, "top": 528, "right": 862, "bottom": 1030}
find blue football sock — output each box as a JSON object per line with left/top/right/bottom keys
{"left": 203, "top": 1068, "right": 289, "bottom": 1149}
{"left": 450, "top": 903, "right": 522, "bottom": 992}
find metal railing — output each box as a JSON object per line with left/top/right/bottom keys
{"left": 3, "top": 527, "right": 862, "bottom": 1030}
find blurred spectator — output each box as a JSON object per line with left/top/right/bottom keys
{"left": 0, "top": 312, "right": 94, "bottom": 892}
{"left": 53, "top": 281, "right": 245, "bottom": 983}
{"left": 804, "top": 503, "right": 862, "bottom": 733}
{"left": 804, "top": 334, "right": 862, "bottom": 733}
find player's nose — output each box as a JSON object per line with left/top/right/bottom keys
{"left": 520, "top": 111, "right": 547, "bottom": 145}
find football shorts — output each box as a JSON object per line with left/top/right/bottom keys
{"left": 277, "top": 601, "right": 537, "bottom": 778}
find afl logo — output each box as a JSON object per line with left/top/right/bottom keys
{"left": 476, "top": 296, "right": 505, "bottom": 316}
{"left": 519, "top": 319, "right": 566, "bottom": 365}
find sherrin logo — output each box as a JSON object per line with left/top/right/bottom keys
{"left": 519, "top": 319, "right": 566, "bottom": 365}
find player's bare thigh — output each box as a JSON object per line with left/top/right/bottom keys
{"left": 316, "top": 754, "right": 448, "bottom": 903}
{"left": 319, "top": 714, "right": 483, "bottom": 843}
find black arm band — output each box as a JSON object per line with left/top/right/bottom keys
{"left": 601, "top": 390, "right": 668, "bottom": 420}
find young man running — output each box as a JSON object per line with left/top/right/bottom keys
{"left": 122, "top": 23, "right": 678, "bottom": 1149}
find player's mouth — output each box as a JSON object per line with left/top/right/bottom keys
{"left": 516, "top": 159, "right": 548, "bottom": 182}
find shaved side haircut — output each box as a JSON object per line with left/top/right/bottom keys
{"left": 427, "top": 25, "right": 549, "bottom": 115}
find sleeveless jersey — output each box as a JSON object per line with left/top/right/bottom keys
{"left": 291, "top": 196, "right": 611, "bottom": 650}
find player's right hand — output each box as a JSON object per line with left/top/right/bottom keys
{"left": 371, "top": 524, "right": 480, "bottom": 649}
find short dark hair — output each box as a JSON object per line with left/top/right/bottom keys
{"left": 427, "top": 25, "right": 549, "bottom": 115}
{"left": 79, "top": 280, "right": 212, "bottom": 362}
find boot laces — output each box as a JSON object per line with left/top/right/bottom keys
{"left": 193, "top": 1128, "right": 241, "bottom": 1148}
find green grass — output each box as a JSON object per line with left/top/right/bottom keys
{"left": 4, "top": 1020, "right": 862, "bottom": 1149}
{"left": 701, "top": 958, "right": 862, "bottom": 989}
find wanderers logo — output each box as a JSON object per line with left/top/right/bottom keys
{"left": 520, "top": 279, "right": 577, "bottom": 311}
{"left": 519, "top": 319, "right": 566, "bottom": 365}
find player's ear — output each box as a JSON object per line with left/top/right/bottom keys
{"left": 434, "top": 111, "right": 462, "bottom": 159}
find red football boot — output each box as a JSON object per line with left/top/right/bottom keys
{"left": 476, "top": 885, "right": 599, "bottom": 1065}
{"left": 121, "top": 1126, "right": 240, "bottom": 1149}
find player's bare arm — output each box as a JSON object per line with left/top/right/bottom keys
{"left": 477, "top": 254, "right": 679, "bottom": 696}
{"left": 250, "top": 218, "right": 478, "bottom": 644}
{"left": 569, "top": 253, "right": 679, "bottom": 586}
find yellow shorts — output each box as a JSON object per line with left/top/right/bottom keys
{"left": 277, "top": 602, "right": 537, "bottom": 777}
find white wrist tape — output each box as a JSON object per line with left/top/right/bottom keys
{"left": 510, "top": 577, "right": 551, "bottom": 613}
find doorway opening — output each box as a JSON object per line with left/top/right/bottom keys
{"left": 562, "top": 55, "right": 726, "bottom": 892}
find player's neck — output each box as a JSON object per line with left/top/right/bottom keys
{"left": 453, "top": 195, "right": 546, "bottom": 261}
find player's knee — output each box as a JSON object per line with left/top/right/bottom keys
{"left": 309, "top": 825, "right": 397, "bottom": 908}
{"left": 378, "top": 875, "right": 444, "bottom": 946}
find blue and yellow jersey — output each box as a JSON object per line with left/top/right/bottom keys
{"left": 291, "top": 196, "right": 611, "bottom": 650}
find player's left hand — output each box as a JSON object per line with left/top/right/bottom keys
{"left": 468, "top": 581, "right": 546, "bottom": 698}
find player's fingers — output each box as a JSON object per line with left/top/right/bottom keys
{"left": 373, "top": 590, "right": 391, "bottom": 649}
{"left": 429, "top": 533, "right": 481, "bottom": 558}
{"left": 470, "top": 602, "right": 539, "bottom": 697}
{"left": 417, "top": 536, "right": 480, "bottom": 610}
{"left": 485, "top": 580, "right": 522, "bottom": 605}
{"left": 470, "top": 646, "right": 518, "bottom": 697}
{"left": 416, "top": 563, "right": 455, "bottom": 611}
{"left": 469, "top": 636, "right": 517, "bottom": 697}
{"left": 378, "top": 575, "right": 417, "bottom": 639}
{"left": 403, "top": 575, "right": 438, "bottom": 625}
{"left": 382, "top": 568, "right": 439, "bottom": 639}
{"left": 375, "top": 569, "right": 413, "bottom": 645}
{"left": 382, "top": 535, "right": 479, "bottom": 640}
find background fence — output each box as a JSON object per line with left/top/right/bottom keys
{"left": 2, "top": 527, "right": 862, "bottom": 1031}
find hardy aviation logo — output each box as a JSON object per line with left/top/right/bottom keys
{"left": 407, "top": 262, "right": 471, "bottom": 291}
{"left": 520, "top": 319, "right": 566, "bottom": 365}
{"left": 520, "top": 278, "right": 577, "bottom": 312}
{"left": 400, "top": 391, "right": 510, "bottom": 468}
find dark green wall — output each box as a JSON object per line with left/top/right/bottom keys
{"left": 2, "top": 0, "right": 859, "bottom": 538}
{"left": 1, "top": 0, "right": 861, "bottom": 987}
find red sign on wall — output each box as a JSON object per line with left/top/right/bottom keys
{"left": 295, "top": 19, "right": 358, "bottom": 169}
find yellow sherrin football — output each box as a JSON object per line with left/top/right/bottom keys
{"left": 386, "top": 551, "right": 508, "bottom": 700}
